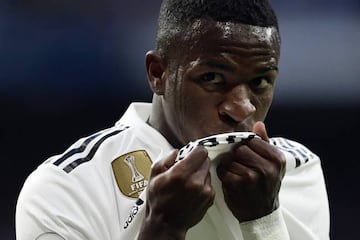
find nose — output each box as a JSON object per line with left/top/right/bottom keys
{"left": 218, "top": 85, "right": 256, "bottom": 123}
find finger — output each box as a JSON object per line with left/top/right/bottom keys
{"left": 205, "top": 172, "right": 212, "bottom": 188}
{"left": 233, "top": 144, "right": 285, "bottom": 179}
{"left": 217, "top": 162, "right": 255, "bottom": 187}
{"left": 230, "top": 144, "right": 279, "bottom": 176}
{"left": 218, "top": 159, "right": 251, "bottom": 176}
{"left": 174, "top": 146, "right": 209, "bottom": 175}
{"left": 150, "top": 150, "right": 178, "bottom": 178}
{"left": 202, "top": 173, "right": 215, "bottom": 206}
{"left": 252, "top": 121, "right": 269, "bottom": 142}
{"left": 189, "top": 156, "right": 211, "bottom": 185}
{"left": 245, "top": 138, "right": 286, "bottom": 168}
{"left": 233, "top": 144, "right": 265, "bottom": 166}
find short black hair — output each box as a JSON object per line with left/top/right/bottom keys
{"left": 156, "top": 0, "right": 279, "bottom": 58}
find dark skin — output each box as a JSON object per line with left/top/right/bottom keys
{"left": 138, "top": 19, "right": 286, "bottom": 240}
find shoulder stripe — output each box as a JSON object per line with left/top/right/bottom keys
{"left": 270, "top": 137, "right": 317, "bottom": 170}
{"left": 279, "top": 138, "right": 308, "bottom": 160}
{"left": 63, "top": 129, "right": 125, "bottom": 173}
{"left": 287, "top": 149, "right": 302, "bottom": 168}
{"left": 53, "top": 132, "right": 103, "bottom": 166}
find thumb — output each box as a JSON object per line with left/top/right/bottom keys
{"left": 252, "top": 121, "right": 269, "bottom": 142}
{"left": 150, "top": 149, "right": 178, "bottom": 178}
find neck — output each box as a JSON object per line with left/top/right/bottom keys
{"left": 148, "top": 95, "right": 183, "bottom": 149}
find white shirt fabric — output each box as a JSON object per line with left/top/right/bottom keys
{"left": 16, "top": 102, "right": 330, "bottom": 240}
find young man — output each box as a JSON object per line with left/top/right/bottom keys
{"left": 16, "top": 0, "right": 330, "bottom": 239}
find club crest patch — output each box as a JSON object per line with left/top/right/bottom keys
{"left": 112, "top": 150, "right": 152, "bottom": 199}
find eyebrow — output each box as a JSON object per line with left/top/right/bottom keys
{"left": 198, "top": 61, "right": 237, "bottom": 72}
{"left": 198, "top": 61, "right": 278, "bottom": 73}
{"left": 259, "top": 65, "right": 279, "bottom": 73}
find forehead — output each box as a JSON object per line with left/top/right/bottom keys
{"left": 215, "top": 22, "right": 278, "bottom": 45}
{"left": 180, "top": 19, "right": 280, "bottom": 59}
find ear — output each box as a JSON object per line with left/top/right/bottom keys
{"left": 145, "top": 51, "right": 166, "bottom": 95}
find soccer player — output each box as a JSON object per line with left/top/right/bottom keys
{"left": 16, "top": 0, "right": 330, "bottom": 239}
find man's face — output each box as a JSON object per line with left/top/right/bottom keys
{"left": 160, "top": 20, "right": 280, "bottom": 147}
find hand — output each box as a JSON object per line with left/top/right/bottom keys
{"left": 138, "top": 147, "right": 215, "bottom": 240}
{"left": 216, "top": 122, "right": 286, "bottom": 222}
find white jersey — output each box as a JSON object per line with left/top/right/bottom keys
{"left": 16, "top": 103, "right": 330, "bottom": 240}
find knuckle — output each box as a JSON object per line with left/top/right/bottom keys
{"left": 202, "top": 184, "right": 214, "bottom": 197}
{"left": 262, "top": 164, "right": 284, "bottom": 186}
{"left": 234, "top": 144, "right": 249, "bottom": 156}
{"left": 222, "top": 174, "right": 242, "bottom": 189}
{"left": 207, "top": 190, "right": 216, "bottom": 204}
{"left": 170, "top": 172, "right": 186, "bottom": 185}
{"left": 151, "top": 161, "right": 162, "bottom": 173}
{"left": 243, "top": 170, "right": 259, "bottom": 182}
{"left": 274, "top": 150, "right": 287, "bottom": 167}
{"left": 189, "top": 181, "right": 204, "bottom": 192}
{"left": 148, "top": 177, "right": 163, "bottom": 193}
{"left": 192, "top": 145, "right": 208, "bottom": 157}
{"left": 279, "top": 153, "right": 287, "bottom": 169}
{"left": 264, "top": 164, "right": 277, "bottom": 177}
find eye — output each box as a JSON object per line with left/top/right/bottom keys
{"left": 201, "top": 72, "right": 225, "bottom": 85}
{"left": 250, "top": 77, "right": 272, "bottom": 90}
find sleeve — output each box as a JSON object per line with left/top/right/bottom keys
{"left": 15, "top": 163, "right": 116, "bottom": 240}
{"left": 271, "top": 138, "right": 330, "bottom": 240}
{"left": 237, "top": 138, "right": 330, "bottom": 240}
{"left": 240, "top": 208, "right": 290, "bottom": 240}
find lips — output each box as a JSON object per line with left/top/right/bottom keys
{"left": 185, "top": 119, "right": 254, "bottom": 143}
{"left": 214, "top": 123, "right": 253, "bottom": 135}
{"left": 201, "top": 127, "right": 252, "bottom": 139}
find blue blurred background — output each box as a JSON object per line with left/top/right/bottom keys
{"left": 1, "top": 0, "right": 359, "bottom": 239}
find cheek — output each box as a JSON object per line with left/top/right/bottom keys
{"left": 253, "top": 92, "right": 274, "bottom": 118}
{"left": 182, "top": 91, "right": 205, "bottom": 119}
{"left": 262, "top": 92, "right": 274, "bottom": 106}
{"left": 181, "top": 86, "right": 220, "bottom": 124}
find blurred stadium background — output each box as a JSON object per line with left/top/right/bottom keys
{"left": 1, "top": 0, "right": 359, "bottom": 239}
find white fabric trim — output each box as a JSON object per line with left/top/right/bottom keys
{"left": 240, "top": 208, "right": 290, "bottom": 240}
